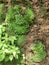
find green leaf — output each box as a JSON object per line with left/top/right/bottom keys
{"left": 0, "top": 50, "right": 5, "bottom": 62}
{"left": 9, "top": 55, "right": 13, "bottom": 61}
{"left": 9, "top": 36, "right": 16, "bottom": 45}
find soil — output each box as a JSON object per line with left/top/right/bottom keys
{"left": 0, "top": 0, "right": 49, "bottom": 65}
{"left": 25, "top": 0, "right": 49, "bottom": 65}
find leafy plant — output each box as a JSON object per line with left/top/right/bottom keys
{"left": 5, "top": 5, "right": 35, "bottom": 35}
{"left": 0, "top": 25, "right": 24, "bottom": 64}
{"left": 29, "top": 41, "right": 46, "bottom": 62}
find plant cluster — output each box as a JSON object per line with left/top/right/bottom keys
{"left": 0, "top": 2, "right": 35, "bottom": 65}
{"left": 5, "top": 5, "right": 35, "bottom": 34}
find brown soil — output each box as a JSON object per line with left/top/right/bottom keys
{"left": 25, "top": 0, "right": 49, "bottom": 65}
